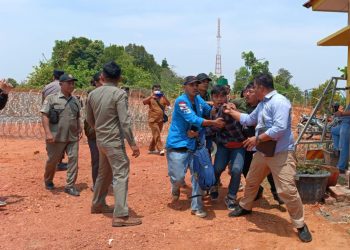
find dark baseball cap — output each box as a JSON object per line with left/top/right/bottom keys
{"left": 183, "top": 76, "right": 200, "bottom": 85}
{"left": 196, "top": 73, "right": 212, "bottom": 82}
{"left": 59, "top": 74, "right": 78, "bottom": 82}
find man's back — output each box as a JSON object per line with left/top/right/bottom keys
{"left": 87, "top": 83, "right": 135, "bottom": 147}
{"left": 42, "top": 80, "right": 61, "bottom": 100}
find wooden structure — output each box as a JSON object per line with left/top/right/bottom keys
{"left": 304, "top": 0, "right": 350, "bottom": 102}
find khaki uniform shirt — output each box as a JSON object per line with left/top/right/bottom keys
{"left": 86, "top": 83, "right": 136, "bottom": 147}
{"left": 148, "top": 97, "right": 167, "bottom": 123}
{"left": 41, "top": 91, "right": 81, "bottom": 142}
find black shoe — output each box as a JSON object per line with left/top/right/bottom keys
{"left": 228, "top": 205, "right": 252, "bottom": 217}
{"left": 56, "top": 162, "right": 68, "bottom": 171}
{"left": 45, "top": 181, "right": 55, "bottom": 190}
{"left": 297, "top": 224, "right": 312, "bottom": 243}
{"left": 64, "top": 186, "right": 80, "bottom": 196}
{"left": 272, "top": 192, "right": 285, "bottom": 205}
{"left": 254, "top": 186, "right": 264, "bottom": 201}
{"left": 339, "top": 169, "right": 346, "bottom": 174}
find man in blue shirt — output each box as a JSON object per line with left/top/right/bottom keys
{"left": 223, "top": 73, "right": 312, "bottom": 243}
{"left": 331, "top": 104, "right": 350, "bottom": 174}
{"left": 166, "top": 76, "right": 224, "bottom": 218}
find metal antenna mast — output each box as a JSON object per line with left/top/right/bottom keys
{"left": 215, "top": 18, "right": 222, "bottom": 76}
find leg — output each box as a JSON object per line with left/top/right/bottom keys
{"left": 92, "top": 145, "right": 113, "bottom": 207}
{"left": 166, "top": 149, "right": 190, "bottom": 195}
{"left": 44, "top": 142, "right": 67, "bottom": 184}
{"left": 239, "top": 152, "right": 270, "bottom": 210}
{"left": 227, "top": 148, "right": 245, "bottom": 199}
{"left": 106, "top": 145, "right": 130, "bottom": 218}
{"left": 155, "top": 122, "right": 164, "bottom": 151}
{"left": 337, "top": 122, "right": 350, "bottom": 171}
{"left": 267, "top": 151, "right": 304, "bottom": 228}
{"left": 242, "top": 150, "right": 253, "bottom": 178}
{"left": 188, "top": 152, "right": 204, "bottom": 211}
{"left": 65, "top": 141, "right": 79, "bottom": 188}
{"left": 213, "top": 144, "right": 230, "bottom": 186}
{"left": 267, "top": 173, "right": 276, "bottom": 193}
{"left": 331, "top": 125, "right": 340, "bottom": 150}
{"left": 148, "top": 122, "right": 157, "bottom": 152}
{"left": 88, "top": 139, "right": 100, "bottom": 187}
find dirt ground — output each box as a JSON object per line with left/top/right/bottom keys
{"left": 1, "top": 138, "right": 350, "bottom": 250}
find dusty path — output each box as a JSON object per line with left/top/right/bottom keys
{"left": 1, "top": 138, "right": 350, "bottom": 250}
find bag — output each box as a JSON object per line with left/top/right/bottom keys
{"left": 48, "top": 106, "right": 61, "bottom": 124}
{"left": 256, "top": 127, "right": 277, "bottom": 157}
{"left": 192, "top": 146, "right": 216, "bottom": 191}
{"left": 48, "top": 96, "right": 77, "bottom": 124}
{"left": 155, "top": 99, "right": 168, "bottom": 123}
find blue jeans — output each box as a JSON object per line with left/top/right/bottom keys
{"left": 88, "top": 139, "right": 100, "bottom": 186}
{"left": 214, "top": 144, "right": 245, "bottom": 199}
{"left": 331, "top": 121, "right": 350, "bottom": 170}
{"left": 166, "top": 149, "right": 203, "bottom": 211}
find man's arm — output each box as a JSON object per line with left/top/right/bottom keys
{"left": 176, "top": 99, "right": 224, "bottom": 129}
{"left": 263, "top": 101, "right": 291, "bottom": 140}
{"left": 41, "top": 114, "right": 54, "bottom": 143}
{"left": 224, "top": 102, "right": 259, "bottom": 126}
{"left": 0, "top": 80, "right": 12, "bottom": 110}
{"left": 116, "top": 92, "right": 140, "bottom": 157}
{"left": 0, "top": 91, "right": 8, "bottom": 110}
{"left": 85, "top": 95, "right": 95, "bottom": 129}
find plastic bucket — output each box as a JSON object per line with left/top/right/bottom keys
{"left": 295, "top": 172, "right": 330, "bottom": 204}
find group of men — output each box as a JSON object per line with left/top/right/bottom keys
{"left": 164, "top": 73, "right": 312, "bottom": 243}
{"left": 0, "top": 61, "right": 312, "bottom": 241}
{"left": 40, "top": 62, "right": 141, "bottom": 227}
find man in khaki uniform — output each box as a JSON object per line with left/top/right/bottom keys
{"left": 86, "top": 61, "right": 142, "bottom": 227}
{"left": 41, "top": 74, "right": 82, "bottom": 196}
{"left": 142, "top": 84, "right": 170, "bottom": 156}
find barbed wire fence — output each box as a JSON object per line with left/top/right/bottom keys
{"left": 0, "top": 89, "right": 172, "bottom": 146}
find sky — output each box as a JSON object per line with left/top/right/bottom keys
{"left": 0, "top": 0, "right": 348, "bottom": 90}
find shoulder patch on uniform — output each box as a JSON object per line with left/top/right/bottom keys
{"left": 179, "top": 101, "right": 191, "bottom": 114}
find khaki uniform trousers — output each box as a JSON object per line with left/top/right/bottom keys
{"left": 92, "top": 144, "right": 130, "bottom": 218}
{"left": 148, "top": 121, "right": 164, "bottom": 151}
{"left": 240, "top": 151, "right": 305, "bottom": 228}
{"left": 44, "top": 141, "right": 79, "bottom": 188}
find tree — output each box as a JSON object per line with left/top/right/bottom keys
{"left": 233, "top": 51, "right": 270, "bottom": 92}
{"left": 25, "top": 36, "right": 183, "bottom": 91}
{"left": 275, "top": 68, "right": 293, "bottom": 89}
{"left": 161, "top": 58, "right": 169, "bottom": 69}
{"left": 6, "top": 78, "right": 19, "bottom": 87}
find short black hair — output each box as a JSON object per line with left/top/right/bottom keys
{"left": 53, "top": 69, "right": 64, "bottom": 80}
{"left": 254, "top": 73, "right": 274, "bottom": 89}
{"left": 211, "top": 85, "right": 227, "bottom": 96}
{"left": 91, "top": 71, "right": 101, "bottom": 86}
{"left": 152, "top": 84, "right": 161, "bottom": 90}
{"left": 103, "top": 61, "right": 121, "bottom": 80}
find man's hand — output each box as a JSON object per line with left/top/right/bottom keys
{"left": 212, "top": 118, "right": 225, "bottom": 128}
{"left": 187, "top": 130, "right": 199, "bottom": 138}
{"left": 46, "top": 133, "right": 55, "bottom": 143}
{"left": 0, "top": 80, "right": 13, "bottom": 94}
{"left": 131, "top": 145, "right": 140, "bottom": 158}
{"left": 243, "top": 136, "right": 257, "bottom": 151}
{"left": 334, "top": 111, "right": 343, "bottom": 117}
